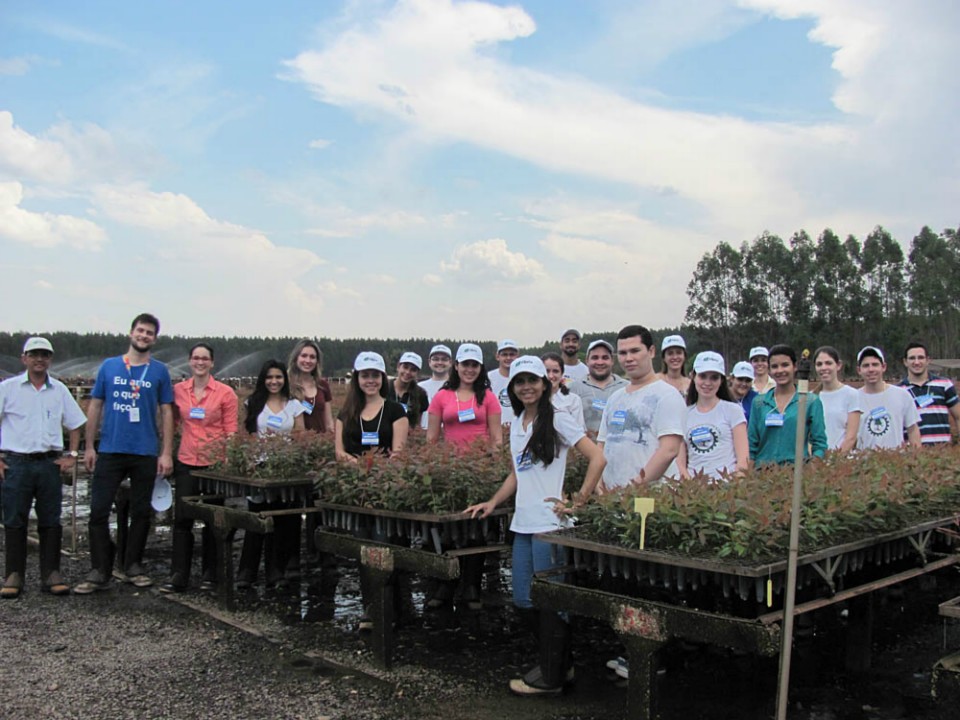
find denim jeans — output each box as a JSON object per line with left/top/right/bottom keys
{"left": 1, "top": 455, "right": 62, "bottom": 529}
{"left": 89, "top": 453, "right": 156, "bottom": 529}
{"left": 511, "top": 532, "right": 563, "bottom": 609}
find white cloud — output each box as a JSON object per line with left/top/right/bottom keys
{"left": 422, "top": 273, "right": 442, "bottom": 286}
{"left": 0, "top": 57, "right": 32, "bottom": 76}
{"left": 308, "top": 138, "right": 332, "bottom": 149}
{"left": 0, "top": 181, "right": 106, "bottom": 250}
{"left": 306, "top": 207, "right": 428, "bottom": 238}
{"left": 439, "top": 237, "right": 544, "bottom": 283}
{"left": 34, "top": 279, "right": 53, "bottom": 289}
{"left": 0, "top": 111, "right": 74, "bottom": 183}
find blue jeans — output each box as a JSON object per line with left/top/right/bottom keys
{"left": 511, "top": 533, "right": 563, "bottom": 609}
{"left": 1, "top": 455, "right": 62, "bottom": 529}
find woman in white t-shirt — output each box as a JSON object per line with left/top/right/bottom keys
{"left": 814, "top": 346, "right": 860, "bottom": 453}
{"left": 236, "top": 360, "right": 306, "bottom": 589}
{"left": 542, "top": 351, "right": 586, "bottom": 432}
{"left": 678, "top": 352, "right": 749, "bottom": 481}
{"left": 466, "top": 356, "right": 605, "bottom": 697}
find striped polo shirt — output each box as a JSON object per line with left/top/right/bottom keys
{"left": 898, "top": 375, "right": 958, "bottom": 444}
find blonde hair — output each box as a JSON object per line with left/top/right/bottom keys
{"left": 286, "top": 339, "right": 324, "bottom": 400}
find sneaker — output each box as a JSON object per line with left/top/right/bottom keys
{"left": 74, "top": 570, "right": 111, "bottom": 595}
{"left": 358, "top": 606, "right": 373, "bottom": 632}
{"left": 606, "top": 656, "right": 629, "bottom": 679}
{"left": 508, "top": 666, "right": 562, "bottom": 697}
{"left": 158, "top": 581, "right": 185, "bottom": 594}
{"left": 199, "top": 579, "right": 216, "bottom": 592}
{"left": 124, "top": 564, "right": 153, "bottom": 588}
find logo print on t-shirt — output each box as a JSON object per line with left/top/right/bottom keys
{"left": 867, "top": 407, "right": 891, "bottom": 437}
{"left": 689, "top": 424, "right": 720, "bottom": 454}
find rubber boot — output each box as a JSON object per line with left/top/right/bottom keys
{"left": 200, "top": 524, "right": 217, "bottom": 587}
{"left": 283, "top": 514, "right": 302, "bottom": 581}
{"left": 236, "top": 532, "right": 262, "bottom": 588}
{"left": 38, "top": 526, "right": 70, "bottom": 595}
{"left": 2, "top": 527, "right": 27, "bottom": 599}
{"left": 160, "top": 529, "right": 193, "bottom": 592}
{"left": 459, "top": 554, "right": 484, "bottom": 609}
{"left": 537, "top": 611, "right": 572, "bottom": 688}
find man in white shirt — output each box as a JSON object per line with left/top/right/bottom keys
{"left": 0, "top": 337, "right": 86, "bottom": 598}
{"left": 569, "top": 339, "right": 627, "bottom": 438}
{"left": 489, "top": 339, "right": 519, "bottom": 425}
{"left": 417, "top": 344, "right": 451, "bottom": 429}
{"left": 855, "top": 346, "right": 921, "bottom": 450}
{"left": 598, "top": 326, "right": 686, "bottom": 489}
{"left": 560, "top": 329, "right": 588, "bottom": 384}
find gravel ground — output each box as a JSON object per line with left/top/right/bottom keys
{"left": 4, "top": 528, "right": 960, "bottom": 720}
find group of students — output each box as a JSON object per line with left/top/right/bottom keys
{"left": 2, "top": 315, "right": 957, "bottom": 697}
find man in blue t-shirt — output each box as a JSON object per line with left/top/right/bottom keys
{"left": 75, "top": 313, "right": 174, "bottom": 594}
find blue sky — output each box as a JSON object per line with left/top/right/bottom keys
{"left": 1, "top": 0, "right": 957, "bottom": 344}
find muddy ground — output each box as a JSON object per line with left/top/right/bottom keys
{"left": 3, "top": 482, "right": 960, "bottom": 720}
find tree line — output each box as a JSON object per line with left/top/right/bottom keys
{"left": 683, "top": 224, "right": 960, "bottom": 368}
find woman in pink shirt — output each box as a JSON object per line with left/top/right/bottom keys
{"left": 426, "top": 343, "right": 502, "bottom": 451}
{"left": 160, "top": 343, "right": 238, "bottom": 593}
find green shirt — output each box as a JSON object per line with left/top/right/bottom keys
{"left": 748, "top": 389, "right": 828, "bottom": 466}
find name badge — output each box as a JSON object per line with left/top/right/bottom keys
{"left": 189, "top": 407, "right": 205, "bottom": 420}
{"left": 458, "top": 407, "right": 476, "bottom": 423}
{"left": 916, "top": 394, "right": 935, "bottom": 408}
{"left": 515, "top": 450, "right": 534, "bottom": 472}
{"left": 592, "top": 398, "right": 607, "bottom": 411}
{"left": 129, "top": 407, "right": 140, "bottom": 423}
{"left": 266, "top": 414, "right": 284, "bottom": 429}
{"left": 361, "top": 431, "right": 380, "bottom": 446}
{"left": 301, "top": 401, "right": 314, "bottom": 415}
{"left": 401, "top": 402, "right": 409, "bottom": 413}
{"left": 611, "top": 409, "right": 627, "bottom": 426}
{"left": 765, "top": 412, "right": 784, "bottom": 427}
{"left": 499, "top": 389, "right": 511, "bottom": 408}
{"left": 869, "top": 407, "right": 888, "bottom": 419}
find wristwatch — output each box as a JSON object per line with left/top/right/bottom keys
{"left": 64, "top": 450, "right": 79, "bottom": 458}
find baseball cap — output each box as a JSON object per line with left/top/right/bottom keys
{"left": 587, "top": 339, "right": 614, "bottom": 355}
{"left": 749, "top": 346, "right": 769, "bottom": 359}
{"left": 151, "top": 475, "right": 173, "bottom": 512}
{"left": 661, "top": 335, "right": 686, "bottom": 351}
{"left": 23, "top": 337, "right": 54, "bottom": 354}
{"left": 693, "top": 351, "right": 725, "bottom": 376}
{"left": 857, "top": 346, "right": 885, "bottom": 365}
{"left": 497, "top": 339, "right": 519, "bottom": 353}
{"left": 429, "top": 344, "right": 452, "bottom": 358}
{"left": 508, "top": 355, "right": 548, "bottom": 383}
{"left": 354, "top": 352, "right": 386, "bottom": 373}
{"left": 561, "top": 329, "right": 582, "bottom": 340}
{"left": 456, "top": 343, "right": 483, "bottom": 364}
{"left": 398, "top": 352, "right": 422, "bottom": 369}
{"left": 732, "top": 361, "right": 755, "bottom": 380}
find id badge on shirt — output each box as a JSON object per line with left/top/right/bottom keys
{"left": 401, "top": 402, "right": 409, "bottom": 413}
{"left": 915, "top": 394, "right": 935, "bottom": 408}
{"left": 458, "top": 407, "right": 476, "bottom": 423}
{"left": 301, "top": 401, "right": 314, "bottom": 415}
{"left": 189, "top": 407, "right": 205, "bottom": 420}
{"left": 361, "top": 431, "right": 380, "bottom": 446}
{"left": 611, "top": 409, "right": 627, "bottom": 426}
{"left": 765, "top": 412, "right": 785, "bottom": 427}
{"left": 266, "top": 414, "right": 284, "bottom": 429}
{"left": 515, "top": 450, "right": 534, "bottom": 472}
{"left": 869, "top": 407, "right": 888, "bottom": 419}
{"left": 591, "top": 398, "right": 607, "bottom": 411}
{"left": 129, "top": 407, "right": 140, "bottom": 423}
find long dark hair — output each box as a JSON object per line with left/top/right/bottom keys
{"left": 686, "top": 371, "right": 735, "bottom": 406}
{"left": 442, "top": 362, "right": 491, "bottom": 405}
{"left": 507, "top": 375, "right": 558, "bottom": 467}
{"left": 541, "top": 352, "right": 570, "bottom": 395}
{"left": 244, "top": 360, "right": 289, "bottom": 434}
{"left": 813, "top": 345, "right": 843, "bottom": 393}
{"left": 340, "top": 369, "right": 388, "bottom": 428}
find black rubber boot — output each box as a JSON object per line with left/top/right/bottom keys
{"left": 200, "top": 523, "right": 217, "bottom": 587}
{"left": 459, "top": 554, "right": 484, "bottom": 609}
{"left": 160, "top": 529, "right": 194, "bottom": 592}
{"left": 38, "top": 526, "right": 70, "bottom": 594}
{"left": 2, "top": 527, "right": 28, "bottom": 599}
{"left": 236, "top": 532, "right": 262, "bottom": 588}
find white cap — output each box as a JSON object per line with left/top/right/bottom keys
{"left": 497, "top": 339, "right": 519, "bottom": 353}
{"left": 354, "top": 352, "right": 386, "bottom": 373}
{"left": 561, "top": 328, "right": 582, "bottom": 340}
{"left": 151, "top": 475, "right": 173, "bottom": 512}
{"left": 587, "top": 339, "right": 614, "bottom": 354}
{"left": 508, "top": 355, "right": 547, "bottom": 382}
{"left": 732, "top": 361, "right": 755, "bottom": 380}
{"left": 857, "top": 346, "right": 885, "bottom": 365}
{"left": 693, "top": 351, "right": 725, "bottom": 376}
{"left": 429, "top": 344, "right": 452, "bottom": 358}
{"left": 749, "top": 346, "right": 769, "bottom": 359}
{"left": 23, "top": 337, "right": 54, "bottom": 354}
{"left": 661, "top": 335, "right": 686, "bottom": 351}
{"left": 456, "top": 343, "right": 483, "bottom": 364}
{"left": 398, "top": 352, "right": 422, "bottom": 369}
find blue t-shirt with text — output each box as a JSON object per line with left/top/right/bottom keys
{"left": 91, "top": 356, "right": 173, "bottom": 456}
